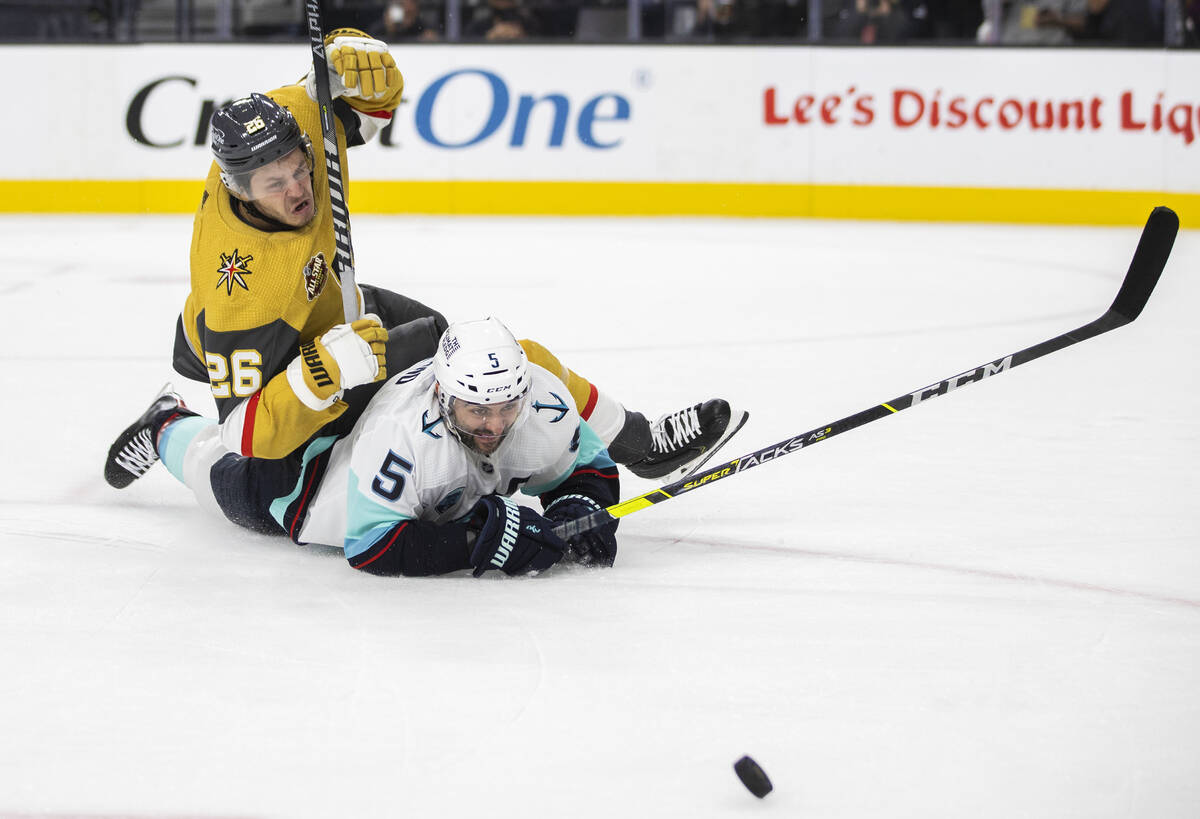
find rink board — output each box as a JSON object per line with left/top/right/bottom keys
{"left": 0, "top": 44, "right": 1196, "bottom": 224}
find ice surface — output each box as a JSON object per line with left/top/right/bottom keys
{"left": 0, "top": 214, "right": 1196, "bottom": 818}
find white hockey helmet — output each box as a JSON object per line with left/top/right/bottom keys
{"left": 433, "top": 318, "right": 531, "bottom": 448}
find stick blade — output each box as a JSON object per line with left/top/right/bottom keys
{"left": 1109, "top": 206, "right": 1179, "bottom": 323}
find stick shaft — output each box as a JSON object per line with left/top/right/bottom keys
{"left": 305, "top": 0, "right": 359, "bottom": 322}
{"left": 552, "top": 206, "right": 1179, "bottom": 540}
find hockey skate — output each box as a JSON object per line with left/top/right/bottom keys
{"left": 104, "top": 384, "right": 194, "bottom": 489}
{"left": 624, "top": 399, "right": 748, "bottom": 481}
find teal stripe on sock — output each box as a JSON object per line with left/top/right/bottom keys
{"left": 159, "top": 416, "right": 215, "bottom": 483}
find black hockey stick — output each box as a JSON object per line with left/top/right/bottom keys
{"left": 551, "top": 206, "right": 1179, "bottom": 541}
{"left": 305, "top": 0, "right": 359, "bottom": 322}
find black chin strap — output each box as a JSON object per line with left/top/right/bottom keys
{"left": 230, "top": 195, "right": 294, "bottom": 233}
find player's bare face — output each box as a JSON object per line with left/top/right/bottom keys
{"left": 451, "top": 397, "right": 523, "bottom": 455}
{"left": 247, "top": 149, "right": 315, "bottom": 227}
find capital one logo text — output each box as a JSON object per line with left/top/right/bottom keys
{"left": 126, "top": 69, "right": 632, "bottom": 151}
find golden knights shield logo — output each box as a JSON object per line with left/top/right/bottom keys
{"left": 303, "top": 253, "right": 328, "bottom": 301}
{"left": 216, "top": 249, "right": 253, "bottom": 295}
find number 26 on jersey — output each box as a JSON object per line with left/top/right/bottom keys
{"left": 206, "top": 350, "right": 263, "bottom": 398}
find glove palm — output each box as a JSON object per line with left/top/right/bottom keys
{"left": 544, "top": 494, "right": 619, "bottom": 567}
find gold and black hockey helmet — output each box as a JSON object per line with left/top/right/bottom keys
{"left": 210, "top": 92, "right": 312, "bottom": 196}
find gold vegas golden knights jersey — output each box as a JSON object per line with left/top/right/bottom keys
{"left": 175, "top": 83, "right": 382, "bottom": 460}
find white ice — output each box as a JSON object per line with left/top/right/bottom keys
{"left": 0, "top": 213, "right": 1196, "bottom": 819}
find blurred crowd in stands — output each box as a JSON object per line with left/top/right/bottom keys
{"left": 2, "top": 0, "right": 1195, "bottom": 45}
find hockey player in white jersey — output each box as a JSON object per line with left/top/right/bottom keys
{"left": 293, "top": 316, "right": 619, "bottom": 574}
{"left": 104, "top": 317, "right": 619, "bottom": 577}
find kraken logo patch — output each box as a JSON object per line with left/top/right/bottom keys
{"left": 532, "top": 391, "right": 570, "bottom": 423}
{"left": 216, "top": 249, "right": 253, "bottom": 295}
{"left": 303, "top": 253, "right": 328, "bottom": 301}
{"left": 435, "top": 487, "right": 464, "bottom": 515}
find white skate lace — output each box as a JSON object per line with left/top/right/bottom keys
{"left": 115, "top": 429, "right": 159, "bottom": 477}
{"left": 650, "top": 404, "right": 702, "bottom": 455}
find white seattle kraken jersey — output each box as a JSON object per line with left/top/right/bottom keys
{"left": 293, "top": 360, "right": 611, "bottom": 558}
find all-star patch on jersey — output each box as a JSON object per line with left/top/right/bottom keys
{"left": 302, "top": 252, "right": 328, "bottom": 301}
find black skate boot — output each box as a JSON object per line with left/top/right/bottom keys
{"left": 104, "top": 385, "right": 196, "bottom": 489}
{"left": 624, "top": 399, "right": 748, "bottom": 481}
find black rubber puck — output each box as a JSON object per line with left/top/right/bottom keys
{"left": 733, "top": 755, "right": 773, "bottom": 798}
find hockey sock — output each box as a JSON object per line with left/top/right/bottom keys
{"left": 604, "top": 409, "right": 652, "bottom": 464}
{"left": 159, "top": 416, "right": 213, "bottom": 482}
{"left": 158, "top": 418, "right": 227, "bottom": 519}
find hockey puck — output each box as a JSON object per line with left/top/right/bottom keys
{"left": 733, "top": 755, "right": 773, "bottom": 798}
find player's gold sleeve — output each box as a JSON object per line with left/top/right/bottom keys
{"left": 519, "top": 339, "right": 599, "bottom": 418}
{"left": 232, "top": 369, "right": 348, "bottom": 459}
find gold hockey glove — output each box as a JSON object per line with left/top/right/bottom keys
{"left": 316, "top": 28, "right": 404, "bottom": 114}
{"left": 287, "top": 316, "right": 388, "bottom": 411}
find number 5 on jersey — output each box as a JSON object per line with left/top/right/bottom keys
{"left": 372, "top": 451, "right": 413, "bottom": 501}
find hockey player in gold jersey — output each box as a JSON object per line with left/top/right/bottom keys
{"left": 146, "top": 27, "right": 746, "bottom": 492}
{"left": 173, "top": 30, "right": 423, "bottom": 460}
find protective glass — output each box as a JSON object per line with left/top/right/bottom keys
{"left": 446, "top": 393, "right": 529, "bottom": 455}
{"left": 240, "top": 142, "right": 316, "bottom": 207}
